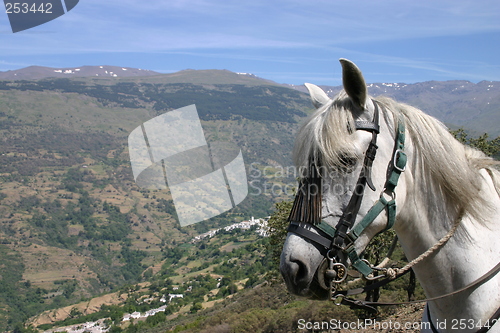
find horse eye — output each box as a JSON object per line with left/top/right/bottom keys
{"left": 338, "top": 154, "right": 358, "bottom": 171}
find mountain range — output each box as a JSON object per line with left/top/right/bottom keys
{"left": 2, "top": 65, "right": 498, "bottom": 135}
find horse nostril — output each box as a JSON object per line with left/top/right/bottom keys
{"left": 281, "top": 256, "right": 309, "bottom": 287}
{"left": 290, "top": 258, "right": 310, "bottom": 286}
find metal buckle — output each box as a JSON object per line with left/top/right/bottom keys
{"left": 380, "top": 190, "right": 396, "bottom": 201}
{"left": 393, "top": 149, "right": 406, "bottom": 172}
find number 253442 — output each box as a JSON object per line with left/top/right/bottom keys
{"left": 5, "top": 2, "right": 53, "bottom": 14}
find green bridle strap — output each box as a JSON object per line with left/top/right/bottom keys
{"left": 348, "top": 248, "right": 374, "bottom": 276}
{"left": 315, "top": 220, "right": 337, "bottom": 239}
{"left": 385, "top": 119, "right": 407, "bottom": 194}
{"left": 348, "top": 195, "right": 395, "bottom": 242}
{"left": 344, "top": 196, "right": 396, "bottom": 276}
{"left": 350, "top": 117, "right": 406, "bottom": 239}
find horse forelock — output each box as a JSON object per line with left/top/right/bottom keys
{"left": 293, "top": 91, "right": 360, "bottom": 178}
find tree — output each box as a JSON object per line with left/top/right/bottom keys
{"left": 108, "top": 326, "right": 123, "bottom": 333}
{"left": 245, "top": 275, "right": 259, "bottom": 288}
{"left": 145, "top": 312, "right": 166, "bottom": 326}
{"left": 69, "top": 307, "right": 82, "bottom": 319}
{"left": 190, "top": 302, "right": 203, "bottom": 313}
{"left": 265, "top": 200, "right": 293, "bottom": 277}
{"left": 451, "top": 128, "right": 500, "bottom": 159}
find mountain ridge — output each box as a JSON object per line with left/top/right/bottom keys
{"left": 289, "top": 79, "right": 500, "bottom": 136}
{"left": 0, "top": 66, "right": 280, "bottom": 86}
{"left": 3, "top": 64, "right": 498, "bottom": 87}
{"left": 0, "top": 65, "right": 161, "bottom": 80}
{"left": 2, "top": 65, "right": 499, "bottom": 135}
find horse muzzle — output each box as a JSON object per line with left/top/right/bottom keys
{"left": 280, "top": 240, "right": 331, "bottom": 300}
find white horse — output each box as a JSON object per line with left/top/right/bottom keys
{"left": 280, "top": 59, "right": 500, "bottom": 332}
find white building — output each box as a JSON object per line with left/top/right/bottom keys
{"left": 130, "top": 311, "right": 141, "bottom": 319}
{"left": 191, "top": 216, "right": 269, "bottom": 243}
{"left": 168, "top": 293, "right": 184, "bottom": 302}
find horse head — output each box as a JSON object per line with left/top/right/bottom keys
{"left": 280, "top": 59, "right": 409, "bottom": 300}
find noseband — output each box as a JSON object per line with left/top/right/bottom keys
{"left": 287, "top": 100, "right": 407, "bottom": 297}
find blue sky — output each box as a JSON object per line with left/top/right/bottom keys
{"left": 1, "top": 0, "right": 500, "bottom": 85}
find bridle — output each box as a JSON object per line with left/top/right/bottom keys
{"left": 287, "top": 99, "right": 407, "bottom": 297}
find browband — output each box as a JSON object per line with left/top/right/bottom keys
{"left": 355, "top": 120, "right": 380, "bottom": 133}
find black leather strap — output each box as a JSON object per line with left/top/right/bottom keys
{"left": 331, "top": 101, "right": 380, "bottom": 254}
{"left": 477, "top": 306, "right": 500, "bottom": 333}
{"left": 287, "top": 222, "right": 332, "bottom": 250}
{"left": 426, "top": 305, "right": 440, "bottom": 333}
{"left": 340, "top": 261, "right": 500, "bottom": 325}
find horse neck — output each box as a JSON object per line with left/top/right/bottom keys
{"left": 395, "top": 151, "right": 500, "bottom": 326}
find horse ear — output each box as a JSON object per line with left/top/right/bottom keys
{"left": 304, "top": 83, "right": 331, "bottom": 109}
{"left": 339, "top": 58, "right": 367, "bottom": 110}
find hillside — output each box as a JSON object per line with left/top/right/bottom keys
{"left": 25, "top": 222, "right": 425, "bottom": 333}
{"left": 0, "top": 74, "right": 310, "bottom": 331}
{"left": 3, "top": 65, "right": 499, "bottom": 135}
